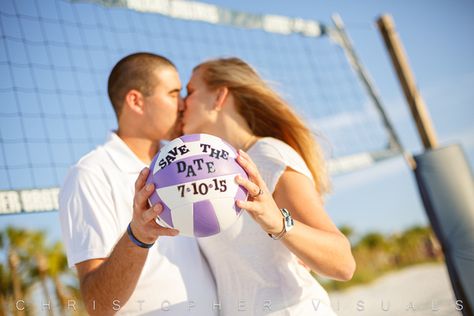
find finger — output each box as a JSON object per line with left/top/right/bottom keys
{"left": 135, "top": 167, "right": 150, "bottom": 192}
{"left": 236, "top": 199, "right": 260, "bottom": 214}
{"left": 130, "top": 220, "right": 179, "bottom": 245}
{"left": 238, "top": 149, "right": 252, "bottom": 160}
{"left": 238, "top": 150, "right": 260, "bottom": 168}
{"left": 142, "top": 203, "right": 163, "bottom": 223}
{"left": 236, "top": 153, "right": 254, "bottom": 177}
{"left": 235, "top": 175, "right": 261, "bottom": 197}
{"left": 237, "top": 150, "right": 258, "bottom": 173}
{"left": 135, "top": 182, "right": 155, "bottom": 210}
{"left": 236, "top": 152, "right": 265, "bottom": 188}
{"left": 156, "top": 226, "right": 180, "bottom": 237}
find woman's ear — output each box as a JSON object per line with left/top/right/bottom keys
{"left": 125, "top": 89, "right": 145, "bottom": 115}
{"left": 214, "top": 87, "right": 229, "bottom": 112}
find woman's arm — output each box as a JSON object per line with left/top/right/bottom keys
{"left": 235, "top": 150, "right": 355, "bottom": 281}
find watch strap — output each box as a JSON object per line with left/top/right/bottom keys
{"left": 268, "top": 208, "right": 294, "bottom": 240}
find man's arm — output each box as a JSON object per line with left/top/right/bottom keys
{"left": 76, "top": 236, "right": 148, "bottom": 315}
{"left": 75, "top": 168, "right": 179, "bottom": 315}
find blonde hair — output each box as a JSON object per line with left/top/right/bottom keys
{"left": 196, "top": 57, "right": 330, "bottom": 195}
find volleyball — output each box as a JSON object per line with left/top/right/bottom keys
{"left": 146, "top": 134, "right": 248, "bottom": 237}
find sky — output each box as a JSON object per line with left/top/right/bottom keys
{"left": 197, "top": 0, "right": 474, "bottom": 237}
{"left": 0, "top": 0, "right": 473, "bottom": 243}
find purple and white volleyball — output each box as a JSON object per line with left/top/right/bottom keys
{"left": 146, "top": 134, "right": 248, "bottom": 237}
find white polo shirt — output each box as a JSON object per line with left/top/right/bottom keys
{"left": 59, "top": 132, "right": 217, "bottom": 315}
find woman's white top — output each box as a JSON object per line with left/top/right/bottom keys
{"left": 198, "top": 137, "right": 336, "bottom": 315}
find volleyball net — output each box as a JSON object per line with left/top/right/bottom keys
{"left": 0, "top": 0, "right": 401, "bottom": 214}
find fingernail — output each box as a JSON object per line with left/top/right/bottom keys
{"left": 154, "top": 204, "right": 162, "bottom": 211}
{"left": 146, "top": 183, "right": 153, "bottom": 191}
{"left": 141, "top": 168, "right": 148, "bottom": 175}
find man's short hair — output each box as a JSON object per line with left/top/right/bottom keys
{"left": 107, "top": 52, "right": 175, "bottom": 118}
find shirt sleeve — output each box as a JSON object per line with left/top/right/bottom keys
{"left": 249, "top": 139, "right": 315, "bottom": 194}
{"left": 251, "top": 151, "right": 287, "bottom": 194}
{"left": 59, "top": 166, "right": 120, "bottom": 267}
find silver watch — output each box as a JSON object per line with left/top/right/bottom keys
{"left": 268, "top": 208, "right": 294, "bottom": 240}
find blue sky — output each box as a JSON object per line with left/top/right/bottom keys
{"left": 0, "top": 0, "right": 473, "bottom": 242}
{"left": 196, "top": 0, "right": 474, "bottom": 237}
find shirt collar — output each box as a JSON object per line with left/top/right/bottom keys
{"left": 103, "top": 131, "right": 147, "bottom": 173}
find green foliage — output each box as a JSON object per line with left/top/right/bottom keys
{"left": 338, "top": 225, "right": 354, "bottom": 239}
{"left": 0, "top": 224, "right": 444, "bottom": 313}
{"left": 0, "top": 226, "right": 82, "bottom": 315}
{"left": 319, "top": 225, "right": 443, "bottom": 292}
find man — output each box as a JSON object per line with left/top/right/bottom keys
{"left": 59, "top": 53, "right": 217, "bottom": 315}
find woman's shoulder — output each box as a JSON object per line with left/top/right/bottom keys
{"left": 250, "top": 137, "right": 291, "bottom": 157}
{"left": 250, "top": 138, "right": 313, "bottom": 178}
{"left": 249, "top": 137, "right": 300, "bottom": 162}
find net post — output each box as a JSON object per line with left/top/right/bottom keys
{"left": 376, "top": 14, "right": 438, "bottom": 150}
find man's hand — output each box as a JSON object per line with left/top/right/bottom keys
{"left": 76, "top": 167, "right": 180, "bottom": 315}
{"left": 129, "top": 167, "right": 179, "bottom": 244}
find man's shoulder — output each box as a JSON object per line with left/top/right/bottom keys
{"left": 62, "top": 143, "right": 113, "bottom": 186}
{"left": 75, "top": 143, "right": 110, "bottom": 170}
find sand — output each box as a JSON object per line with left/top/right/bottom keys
{"left": 328, "top": 263, "right": 463, "bottom": 315}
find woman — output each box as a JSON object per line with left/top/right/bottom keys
{"left": 182, "top": 57, "right": 355, "bottom": 315}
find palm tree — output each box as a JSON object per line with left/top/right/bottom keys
{"left": 2, "top": 226, "right": 82, "bottom": 315}
{"left": 338, "top": 225, "right": 355, "bottom": 243}
{"left": 46, "top": 242, "right": 70, "bottom": 315}
{"left": 0, "top": 233, "right": 6, "bottom": 316}
{"left": 0, "top": 250, "right": 12, "bottom": 316}
{"left": 358, "top": 232, "right": 388, "bottom": 250}
{"left": 395, "top": 225, "right": 431, "bottom": 264}
{"left": 26, "top": 231, "right": 54, "bottom": 316}
{"left": 6, "top": 227, "right": 30, "bottom": 316}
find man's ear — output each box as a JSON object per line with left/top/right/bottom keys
{"left": 214, "top": 87, "right": 229, "bottom": 112}
{"left": 124, "top": 89, "right": 145, "bottom": 115}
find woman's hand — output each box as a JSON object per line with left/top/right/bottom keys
{"left": 234, "top": 150, "right": 284, "bottom": 236}
{"left": 235, "top": 150, "right": 355, "bottom": 280}
{"left": 130, "top": 167, "right": 180, "bottom": 244}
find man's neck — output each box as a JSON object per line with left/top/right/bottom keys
{"left": 116, "top": 130, "right": 160, "bottom": 165}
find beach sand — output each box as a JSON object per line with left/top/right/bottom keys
{"left": 328, "top": 263, "right": 463, "bottom": 315}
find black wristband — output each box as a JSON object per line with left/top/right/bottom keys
{"left": 127, "top": 223, "right": 155, "bottom": 249}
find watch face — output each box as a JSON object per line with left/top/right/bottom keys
{"left": 269, "top": 209, "right": 294, "bottom": 239}
{"left": 281, "top": 208, "right": 294, "bottom": 231}
{"left": 281, "top": 208, "right": 290, "bottom": 217}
